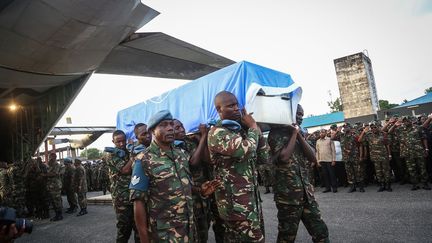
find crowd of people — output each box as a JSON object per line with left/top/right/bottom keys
{"left": 1, "top": 90, "right": 431, "bottom": 243}
{"left": 105, "top": 91, "right": 329, "bottom": 243}
{"left": 0, "top": 154, "right": 110, "bottom": 222}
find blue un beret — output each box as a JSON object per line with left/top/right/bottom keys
{"left": 147, "top": 110, "right": 173, "bottom": 131}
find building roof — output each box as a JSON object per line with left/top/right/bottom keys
{"left": 302, "top": 111, "right": 345, "bottom": 128}
{"left": 396, "top": 92, "right": 432, "bottom": 108}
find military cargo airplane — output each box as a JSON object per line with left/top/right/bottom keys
{"left": 0, "top": 0, "right": 234, "bottom": 161}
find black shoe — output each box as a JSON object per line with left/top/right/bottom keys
{"left": 377, "top": 184, "right": 385, "bottom": 192}
{"left": 322, "top": 189, "right": 331, "bottom": 193}
{"left": 332, "top": 188, "right": 338, "bottom": 193}
{"left": 77, "top": 209, "right": 88, "bottom": 217}
{"left": 422, "top": 183, "right": 431, "bottom": 190}
{"left": 264, "top": 187, "right": 271, "bottom": 194}
{"left": 386, "top": 183, "right": 392, "bottom": 192}
{"left": 348, "top": 185, "right": 356, "bottom": 193}
{"left": 50, "top": 214, "right": 63, "bottom": 221}
{"left": 65, "top": 207, "right": 77, "bottom": 214}
{"left": 359, "top": 187, "right": 365, "bottom": 192}
{"left": 411, "top": 184, "right": 420, "bottom": 191}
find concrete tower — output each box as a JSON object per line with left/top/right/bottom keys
{"left": 334, "top": 52, "right": 380, "bottom": 119}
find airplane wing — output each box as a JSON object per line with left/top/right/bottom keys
{"left": 96, "top": 32, "right": 235, "bottom": 80}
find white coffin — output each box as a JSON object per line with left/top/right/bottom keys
{"left": 248, "top": 95, "right": 294, "bottom": 125}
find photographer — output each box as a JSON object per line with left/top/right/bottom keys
{"left": 0, "top": 223, "right": 24, "bottom": 243}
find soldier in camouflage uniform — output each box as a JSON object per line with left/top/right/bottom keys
{"left": 359, "top": 122, "right": 392, "bottom": 192}
{"left": 258, "top": 163, "right": 274, "bottom": 194}
{"left": 107, "top": 130, "right": 139, "bottom": 243}
{"left": 173, "top": 119, "right": 213, "bottom": 243}
{"left": 0, "top": 162, "right": 13, "bottom": 207}
{"left": 132, "top": 111, "right": 218, "bottom": 242}
{"left": 207, "top": 91, "right": 269, "bottom": 243}
{"left": 10, "top": 161, "right": 27, "bottom": 217}
{"left": 339, "top": 123, "right": 364, "bottom": 192}
{"left": 268, "top": 104, "right": 329, "bottom": 243}
{"left": 391, "top": 117, "right": 431, "bottom": 190}
{"left": 44, "top": 153, "right": 63, "bottom": 221}
{"left": 98, "top": 159, "right": 110, "bottom": 195}
{"left": 63, "top": 158, "right": 78, "bottom": 214}
{"left": 74, "top": 158, "right": 88, "bottom": 216}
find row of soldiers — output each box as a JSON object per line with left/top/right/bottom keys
{"left": 258, "top": 113, "right": 432, "bottom": 194}
{"left": 0, "top": 153, "right": 111, "bottom": 221}
{"left": 105, "top": 91, "right": 329, "bottom": 243}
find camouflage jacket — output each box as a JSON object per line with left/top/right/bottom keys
{"left": 47, "top": 160, "right": 62, "bottom": 191}
{"left": 207, "top": 121, "right": 268, "bottom": 222}
{"left": 107, "top": 150, "right": 132, "bottom": 205}
{"left": 131, "top": 141, "right": 195, "bottom": 241}
{"left": 73, "top": 165, "right": 87, "bottom": 193}
{"left": 0, "top": 167, "right": 13, "bottom": 206}
{"left": 268, "top": 127, "right": 315, "bottom": 205}
{"left": 364, "top": 131, "right": 388, "bottom": 158}
{"left": 398, "top": 125, "right": 426, "bottom": 158}
{"left": 63, "top": 165, "right": 75, "bottom": 191}
{"left": 340, "top": 132, "right": 359, "bottom": 162}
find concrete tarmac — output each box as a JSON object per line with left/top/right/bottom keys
{"left": 18, "top": 184, "right": 432, "bottom": 243}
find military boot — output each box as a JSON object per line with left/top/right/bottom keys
{"left": 348, "top": 184, "right": 356, "bottom": 193}
{"left": 385, "top": 183, "right": 392, "bottom": 192}
{"left": 65, "top": 206, "right": 77, "bottom": 214}
{"left": 411, "top": 184, "right": 420, "bottom": 191}
{"left": 422, "top": 183, "right": 431, "bottom": 190}
{"left": 50, "top": 211, "right": 63, "bottom": 221}
{"left": 377, "top": 183, "right": 385, "bottom": 192}
{"left": 264, "top": 186, "right": 271, "bottom": 194}
{"left": 77, "top": 208, "right": 88, "bottom": 216}
{"left": 358, "top": 182, "right": 365, "bottom": 192}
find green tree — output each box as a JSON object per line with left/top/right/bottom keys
{"left": 327, "top": 97, "right": 343, "bottom": 113}
{"left": 80, "top": 148, "right": 102, "bottom": 160}
{"left": 379, "top": 99, "right": 398, "bottom": 110}
{"left": 425, "top": 87, "right": 432, "bottom": 94}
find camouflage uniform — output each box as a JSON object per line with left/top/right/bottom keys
{"left": 268, "top": 127, "right": 329, "bottom": 243}
{"left": 388, "top": 130, "right": 407, "bottom": 182}
{"left": 107, "top": 150, "right": 140, "bottom": 243}
{"left": 98, "top": 161, "right": 110, "bottom": 195}
{"left": 64, "top": 164, "right": 78, "bottom": 210}
{"left": 130, "top": 141, "right": 196, "bottom": 242}
{"left": 364, "top": 132, "right": 391, "bottom": 184}
{"left": 177, "top": 137, "right": 212, "bottom": 243}
{"left": 11, "top": 161, "right": 27, "bottom": 217}
{"left": 0, "top": 165, "right": 13, "bottom": 207}
{"left": 398, "top": 125, "right": 429, "bottom": 185}
{"left": 340, "top": 132, "right": 363, "bottom": 184}
{"left": 207, "top": 121, "right": 267, "bottom": 243}
{"left": 74, "top": 164, "right": 88, "bottom": 209}
{"left": 46, "top": 159, "right": 63, "bottom": 213}
{"left": 258, "top": 163, "right": 274, "bottom": 190}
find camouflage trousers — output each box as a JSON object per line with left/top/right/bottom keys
{"left": 48, "top": 189, "right": 63, "bottom": 211}
{"left": 77, "top": 192, "right": 87, "bottom": 209}
{"left": 65, "top": 189, "right": 78, "bottom": 209}
{"left": 258, "top": 165, "right": 274, "bottom": 187}
{"left": 193, "top": 195, "right": 210, "bottom": 243}
{"left": 370, "top": 155, "right": 392, "bottom": 183}
{"left": 223, "top": 219, "right": 264, "bottom": 243}
{"left": 345, "top": 159, "right": 364, "bottom": 184}
{"left": 209, "top": 195, "right": 225, "bottom": 243}
{"left": 405, "top": 156, "right": 429, "bottom": 184}
{"left": 275, "top": 201, "right": 329, "bottom": 243}
{"left": 113, "top": 202, "right": 140, "bottom": 243}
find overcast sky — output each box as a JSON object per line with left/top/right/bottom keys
{"left": 56, "top": 0, "right": 432, "bottom": 151}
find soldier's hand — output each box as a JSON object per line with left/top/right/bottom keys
{"left": 363, "top": 126, "right": 370, "bottom": 133}
{"left": 240, "top": 108, "right": 258, "bottom": 130}
{"left": 316, "top": 162, "right": 322, "bottom": 167}
{"left": 395, "top": 120, "right": 402, "bottom": 126}
{"left": 428, "top": 113, "right": 432, "bottom": 119}
{"left": 198, "top": 124, "right": 209, "bottom": 137}
{"left": 331, "top": 161, "right": 336, "bottom": 166}
{"left": 201, "top": 179, "right": 222, "bottom": 197}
